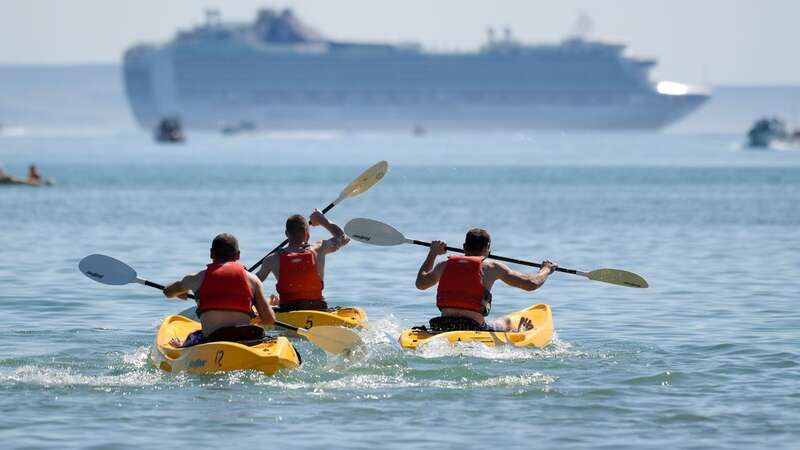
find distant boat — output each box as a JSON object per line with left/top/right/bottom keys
{"left": 0, "top": 176, "right": 55, "bottom": 186}
{"left": 746, "top": 117, "right": 800, "bottom": 149}
{"left": 220, "top": 120, "right": 256, "bottom": 135}
{"left": 0, "top": 166, "right": 55, "bottom": 187}
{"left": 123, "top": 8, "right": 709, "bottom": 132}
{"left": 154, "top": 117, "right": 185, "bottom": 143}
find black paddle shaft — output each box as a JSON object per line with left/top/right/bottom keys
{"left": 410, "top": 239, "right": 578, "bottom": 275}
{"left": 247, "top": 202, "right": 337, "bottom": 272}
{"left": 142, "top": 278, "right": 198, "bottom": 300}
{"left": 142, "top": 279, "right": 176, "bottom": 292}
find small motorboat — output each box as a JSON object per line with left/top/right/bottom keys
{"left": 154, "top": 117, "right": 186, "bottom": 143}
{"left": 746, "top": 117, "right": 799, "bottom": 149}
{"left": 220, "top": 121, "right": 256, "bottom": 135}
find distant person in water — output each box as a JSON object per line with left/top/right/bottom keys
{"left": 27, "top": 165, "right": 41, "bottom": 184}
{"left": 415, "top": 228, "right": 557, "bottom": 332}
{"left": 164, "top": 233, "right": 275, "bottom": 347}
{"left": 256, "top": 210, "right": 350, "bottom": 312}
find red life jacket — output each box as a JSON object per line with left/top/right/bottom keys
{"left": 436, "top": 256, "right": 490, "bottom": 316}
{"left": 196, "top": 262, "right": 253, "bottom": 315}
{"left": 276, "top": 249, "right": 324, "bottom": 304}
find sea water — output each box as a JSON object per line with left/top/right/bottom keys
{"left": 1, "top": 129, "right": 798, "bottom": 449}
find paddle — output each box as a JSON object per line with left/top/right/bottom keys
{"left": 78, "top": 254, "right": 362, "bottom": 354}
{"left": 247, "top": 160, "right": 389, "bottom": 272}
{"left": 343, "top": 218, "right": 649, "bottom": 288}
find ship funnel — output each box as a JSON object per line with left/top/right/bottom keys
{"left": 205, "top": 9, "right": 221, "bottom": 28}
{"left": 571, "top": 13, "right": 594, "bottom": 39}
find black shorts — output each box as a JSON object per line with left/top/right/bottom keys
{"left": 181, "top": 325, "right": 265, "bottom": 347}
{"left": 275, "top": 299, "right": 329, "bottom": 313}
{"left": 429, "top": 316, "right": 491, "bottom": 332}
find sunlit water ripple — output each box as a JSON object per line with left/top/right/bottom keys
{"left": 1, "top": 131, "right": 798, "bottom": 449}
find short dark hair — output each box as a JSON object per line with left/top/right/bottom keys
{"left": 286, "top": 214, "right": 308, "bottom": 234}
{"left": 211, "top": 233, "right": 239, "bottom": 261}
{"left": 464, "top": 228, "right": 491, "bottom": 252}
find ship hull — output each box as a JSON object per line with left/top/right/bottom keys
{"left": 166, "top": 98, "right": 706, "bottom": 131}
{"left": 123, "top": 43, "right": 709, "bottom": 132}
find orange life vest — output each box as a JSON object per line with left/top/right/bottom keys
{"left": 436, "top": 256, "right": 490, "bottom": 316}
{"left": 276, "top": 249, "right": 324, "bottom": 304}
{"left": 196, "top": 262, "right": 253, "bottom": 315}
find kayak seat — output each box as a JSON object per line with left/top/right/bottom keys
{"left": 273, "top": 300, "right": 329, "bottom": 313}
{"left": 205, "top": 325, "right": 265, "bottom": 344}
{"left": 429, "top": 316, "right": 491, "bottom": 332}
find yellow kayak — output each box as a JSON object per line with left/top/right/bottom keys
{"left": 151, "top": 315, "right": 301, "bottom": 375}
{"left": 399, "top": 304, "right": 554, "bottom": 349}
{"left": 268, "top": 307, "right": 368, "bottom": 330}
{"left": 179, "top": 306, "right": 368, "bottom": 330}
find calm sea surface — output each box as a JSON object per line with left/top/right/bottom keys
{"left": 1, "top": 131, "right": 798, "bottom": 449}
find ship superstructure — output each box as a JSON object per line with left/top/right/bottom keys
{"left": 123, "top": 9, "right": 708, "bottom": 131}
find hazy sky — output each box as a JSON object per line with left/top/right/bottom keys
{"left": 1, "top": 0, "right": 798, "bottom": 85}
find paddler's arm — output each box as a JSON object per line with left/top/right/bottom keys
{"left": 256, "top": 253, "right": 277, "bottom": 282}
{"left": 163, "top": 271, "right": 203, "bottom": 300}
{"left": 311, "top": 209, "right": 350, "bottom": 254}
{"left": 415, "top": 240, "right": 447, "bottom": 290}
{"left": 494, "top": 260, "right": 557, "bottom": 291}
{"left": 248, "top": 272, "right": 275, "bottom": 326}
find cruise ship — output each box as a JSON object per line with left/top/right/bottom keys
{"left": 123, "top": 8, "right": 709, "bottom": 131}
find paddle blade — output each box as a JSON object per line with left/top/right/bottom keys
{"left": 78, "top": 254, "right": 138, "bottom": 286}
{"left": 587, "top": 269, "right": 649, "bottom": 288}
{"left": 338, "top": 160, "right": 389, "bottom": 201}
{"left": 344, "top": 218, "right": 407, "bottom": 246}
{"left": 299, "top": 326, "right": 362, "bottom": 354}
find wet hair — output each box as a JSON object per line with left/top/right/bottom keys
{"left": 285, "top": 214, "right": 308, "bottom": 235}
{"left": 211, "top": 233, "right": 239, "bottom": 261}
{"left": 464, "top": 228, "right": 491, "bottom": 253}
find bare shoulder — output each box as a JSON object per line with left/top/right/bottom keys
{"left": 183, "top": 269, "right": 206, "bottom": 290}
{"left": 310, "top": 240, "right": 325, "bottom": 252}
{"left": 187, "top": 268, "right": 206, "bottom": 281}
{"left": 256, "top": 253, "right": 279, "bottom": 279}
{"left": 483, "top": 259, "right": 510, "bottom": 272}
{"left": 483, "top": 259, "right": 511, "bottom": 277}
{"left": 264, "top": 252, "right": 280, "bottom": 265}
{"left": 263, "top": 252, "right": 282, "bottom": 270}
{"left": 321, "top": 233, "right": 350, "bottom": 254}
{"left": 245, "top": 270, "right": 263, "bottom": 286}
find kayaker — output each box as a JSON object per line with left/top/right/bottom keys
{"left": 256, "top": 209, "right": 350, "bottom": 312}
{"left": 415, "top": 228, "right": 557, "bottom": 332}
{"left": 163, "top": 233, "right": 275, "bottom": 347}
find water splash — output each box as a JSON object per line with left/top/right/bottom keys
{"left": 410, "top": 331, "right": 587, "bottom": 361}
{"left": 252, "top": 370, "right": 556, "bottom": 392}
{"left": 0, "top": 364, "right": 165, "bottom": 388}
